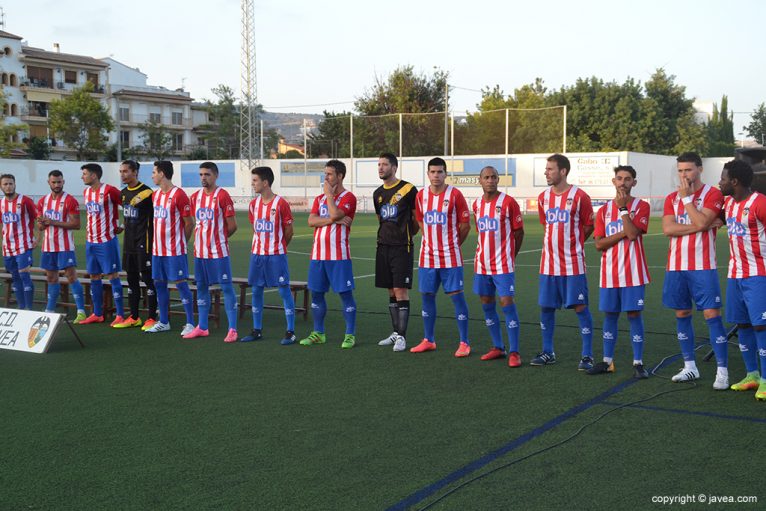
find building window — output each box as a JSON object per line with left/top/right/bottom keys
{"left": 10, "top": 104, "right": 17, "bottom": 116}
{"left": 86, "top": 72, "right": 99, "bottom": 87}
{"left": 173, "top": 133, "right": 184, "bottom": 151}
{"left": 119, "top": 107, "right": 130, "bottom": 122}
{"left": 29, "top": 125, "right": 47, "bottom": 138}
{"left": 120, "top": 131, "right": 130, "bottom": 148}
{"left": 149, "top": 112, "right": 161, "bottom": 124}
{"left": 171, "top": 111, "right": 183, "bottom": 125}
{"left": 3, "top": 47, "right": 11, "bottom": 56}
{"left": 9, "top": 74, "right": 17, "bottom": 87}
{"left": 64, "top": 70, "right": 76, "bottom": 84}
{"left": 26, "top": 66, "right": 53, "bottom": 87}
{"left": 1, "top": 73, "right": 6, "bottom": 85}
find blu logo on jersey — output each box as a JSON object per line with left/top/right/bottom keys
{"left": 380, "top": 204, "right": 398, "bottom": 220}
{"left": 727, "top": 218, "right": 747, "bottom": 237}
{"left": 545, "top": 207, "right": 569, "bottom": 224}
{"left": 675, "top": 213, "right": 691, "bottom": 225}
{"left": 44, "top": 209, "right": 63, "bottom": 221}
{"left": 2, "top": 211, "right": 19, "bottom": 224}
{"left": 319, "top": 204, "right": 329, "bottom": 217}
{"left": 606, "top": 219, "right": 623, "bottom": 236}
{"left": 154, "top": 206, "right": 169, "bottom": 219}
{"left": 196, "top": 208, "right": 214, "bottom": 222}
{"left": 477, "top": 216, "right": 499, "bottom": 232}
{"left": 123, "top": 205, "right": 139, "bottom": 219}
{"left": 255, "top": 219, "right": 274, "bottom": 233}
{"left": 424, "top": 210, "right": 447, "bottom": 225}
{"left": 85, "top": 201, "right": 103, "bottom": 215}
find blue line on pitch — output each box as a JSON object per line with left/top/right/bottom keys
{"left": 599, "top": 400, "right": 766, "bottom": 424}
{"left": 386, "top": 349, "right": 689, "bottom": 510}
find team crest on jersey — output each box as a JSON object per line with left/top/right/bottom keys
{"left": 694, "top": 198, "right": 702, "bottom": 207}
{"left": 377, "top": 196, "right": 382, "bottom": 203}
{"left": 566, "top": 198, "right": 573, "bottom": 206}
{"left": 442, "top": 199, "right": 449, "bottom": 207}
{"left": 496, "top": 206, "right": 502, "bottom": 214}
{"left": 743, "top": 208, "right": 750, "bottom": 217}
{"left": 271, "top": 208, "right": 276, "bottom": 214}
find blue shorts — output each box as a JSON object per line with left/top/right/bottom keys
{"left": 85, "top": 238, "right": 121, "bottom": 275}
{"left": 538, "top": 274, "right": 589, "bottom": 309}
{"left": 152, "top": 254, "right": 189, "bottom": 282}
{"left": 662, "top": 270, "right": 721, "bottom": 311}
{"left": 40, "top": 251, "right": 77, "bottom": 271}
{"left": 418, "top": 266, "right": 464, "bottom": 294}
{"left": 599, "top": 285, "right": 645, "bottom": 313}
{"left": 248, "top": 254, "right": 290, "bottom": 288}
{"left": 726, "top": 277, "right": 766, "bottom": 326}
{"left": 308, "top": 259, "right": 354, "bottom": 293}
{"left": 3, "top": 250, "right": 33, "bottom": 272}
{"left": 195, "top": 256, "right": 233, "bottom": 286}
{"left": 473, "top": 273, "right": 516, "bottom": 297}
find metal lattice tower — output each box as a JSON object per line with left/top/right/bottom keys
{"left": 240, "top": 0, "right": 258, "bottom": 179}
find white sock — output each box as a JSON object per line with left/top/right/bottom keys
{"left": 717, "top": 367, "right": 728, "bottom": 377}
{"left": 603, "top": 357, "right": 613, "bottom": 364}
{"left": 684, "top": 361, "right": 697, "bottom": 371}
{"left": 633, "top": 359, "right": 642, "bottom": 366}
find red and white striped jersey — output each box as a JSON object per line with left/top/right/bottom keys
{"left": 472, "top": 193, "right": 523, "bottom": 275}
{"left": 249, "top": 195, "right": 293, "bottom": 255}
{"left": 1, "top": 194, "right": 37, "bottom": 256}
{"left": 594, "top": 198, "right": 651, "bottom": 288}
{"left": 152, "top": 186, "right": 192, "bottom": 257}
{"left": 664, "top": 185, "right": 723, "bottom": 271}
{"left": 538, "top": 185, "right": 594, "bottom": 276}
{"left": 724, "top": 192, "right": 766, "bottom": 279}
{"left": 310, "top": 191, "right": 356, "bottom": 260}
{"left": 190, "top": 188, "right": 235, "bottom": 259}
{"left": 37, "top": 192, "right": 79, "bottom": 253}
{"left": 416, "top": 186, "right": 470, "bottom": 269}
{"left": 83, "top": 184, "right": 121, "bottom": 243}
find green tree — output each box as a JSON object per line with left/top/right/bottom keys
{"left": 643, "top": 68, "right": 694, "bottom": 155}
{"left": 0, "top": 88, "right": 28, "bottom": 157}
{"left": 139, "top": 121, "right": 173, "bottom": 160}
{"left": 706, "top": 95, "right": 735, "bottom": 157}
{"left": 673, "top": 111, "right": 709, "bottom": 155}
{"left": 26, "top": 136, "right": 50, "bottom": 160}
{"left": 48, "top": 82, "right": 114, "bottom": 160}
{"left": 308, "top": 110, "right": 352, "bottom": 158}
{"left": 201, "top": 84, "right": 240, "bottom": 159}
{"left": 744, "top": 103, "right": 766, "bottom": 145}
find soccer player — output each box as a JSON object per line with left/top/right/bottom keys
{"left": 718, "top": 159, "right": 766, "bottom": 400}
{"left": 36, "top": 170, "right": 87, "bottom": 321}
{"left": 79, "top": 163, "right": 125, "bottom": 325}
{"left": 0, "top": 173, "right": 37, "bottom": 310}
{"left": 243, "top": 166, "right": 297, "bottom": 345}
{"left": 662, "top": 152, "right": 728, "bottom": 389}
{"left": 587, "top": 166, "right": 650, "bottom": 379}
{"left": 144, "top": 161, "right": 195, "bottom": 335}
{"left": 299, "top": 159, "right": 358, "bottom": 349}
{"left": 472, "top": 166, "right": 524, "bottom": 366}
{"left": 374, "top": 152, "right": 418, "bottom": 352}
{"left": 114, "top": 160, "right": 158, "bottom": 330}
{"left": 411, "top": 157, "right": 472, "bottom": 356}
{"left": 185, "top": 162, "right": 238, "bottom": 342}
{"left": 532, "top": 153, "right": 595, "bottom": 369}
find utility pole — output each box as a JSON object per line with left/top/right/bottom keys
{"left": 240, "top": 0, "right": 259, "bottom": 188}
{"left": 443, "top": 82, "right": 449, "bottom": 156}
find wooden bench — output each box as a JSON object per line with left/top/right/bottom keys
{"left": 231, "top": 277, "right": 310, "bottom": 320}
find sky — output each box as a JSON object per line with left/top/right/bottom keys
{"left": 5, "top": 0, "right": 765, "bottom": 134}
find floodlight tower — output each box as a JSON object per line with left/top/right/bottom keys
{"left": 240, "top": 0, "right": 259, "bottom": 183}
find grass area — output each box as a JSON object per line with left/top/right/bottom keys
{"left": 1, "top": 212, "right": 763, "bottom": 510}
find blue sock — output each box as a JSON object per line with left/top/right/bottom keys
{"left": 176, "top": 281, "right": 194, "bottom": 325}
{"left": 628, "top": 314, "right": 645, "bottom": 362}
{"left": 602, "top": 312, "right": 619, "bottom": 361}
{"left": 278, "top": 285, "right": 296, "bottom": 332}
{"left": 155, "top": 281, "right": 169, "bottom": 324}
{"left": 46, "top": 283, "right": 60, "bottom": 312}
{"left": 502, "top": 303, "right": 520, "bottom": 353}
{"left": 422, "top": 293, "right": 436, "bottom": 342}
{"left": 109, "top": 278, "right": 124, "bottom": 317}
{"left": 70, "top": 280, "right": 85, "bottom": 312}
{"left": 755, "top": 329, "right": 766, "bottom": 379}
{"left": 450, "top": 292, "right": 469, "bottom": 343}
{"left": 197, "top": 282, "right": 210, "bottom": 330}
{"left": 91, "top": 279, "right": 104, "bottom": 316}
{"left": 706, "top": 316, "right": 728, "bottom": 368}
{"left": 737, "top": 327, "right": 758, "bottom": 373}
{"left": 20, "top": 272, "right": 33, "bottom": 310}
{"left": 340, "top": 291, "right": 356, "bottom": 335}
{"left": 541, "top": 307, "right": 556, "bottom": 353}
{"left": 11, "top": 272, "right": 25, "bottom": 309}
{"left": 482, "top": 302, "right": 504, "bottom": 350}
{"left": 222, "top": 282, "right": 237, "bottom": 330}
{"left": 311, "top": 291, "right": 326, "bottom": 333}
{"left": 576, "top": 307, "right": 593, "bottom": 357}
{"left": 251, "top": 286, "right": 264, "bottom": 330}
{"left": 676, "top": 316, "right": 695, "bottom": 362}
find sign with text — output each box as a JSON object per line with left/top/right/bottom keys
{"left": 0, "top": 309, "right": 64, "bottom": 354}
{"left": 534, "top": 155, "right": 620, "bottom": 187}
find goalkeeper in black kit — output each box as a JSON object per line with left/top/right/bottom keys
{"left": 113, "top": 160, "right": 158, "bottom": 330}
